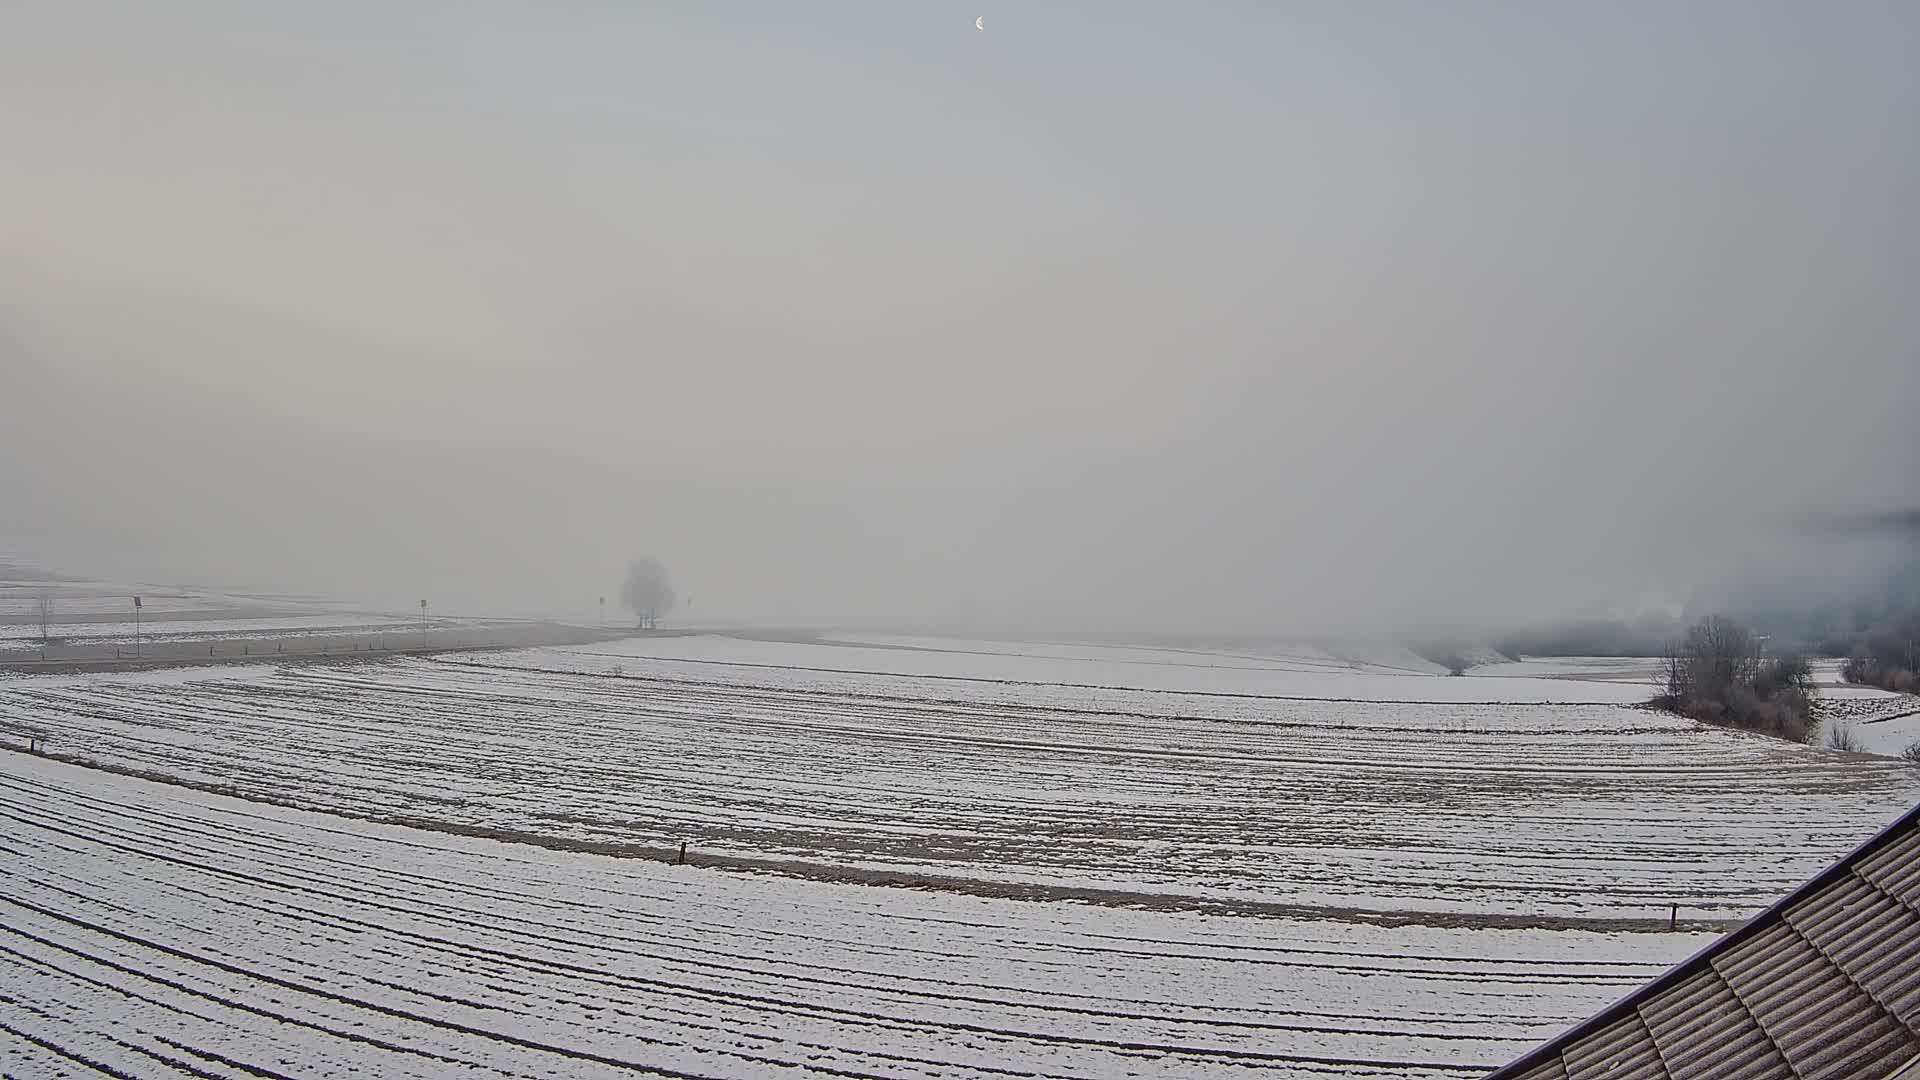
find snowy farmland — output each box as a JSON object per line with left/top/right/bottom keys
{"left": 3, "top": 634, "right": 1916, "bottom": 921}
{"left": 0, "top": 572, "right": 610, "bottom": 670}
{"left": 0, "top": 576, "right": 417, "bottom": 654}
{"left": 0, "top": 752, "right": 1713, "bottom": 1078}
{"left": 2, "top": 632, "right": 1918, "bottom": 1077}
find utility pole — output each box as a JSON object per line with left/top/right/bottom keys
{"left": 420, "top": 599, "right": 428, "bottom": 635}
{"left": 38, "top": 587, "right": 49, "bottom": 643}
{"left": 599, "top": 596, "right": 605, "bottom": 628}
{"left": 133, "top": 595, "right": 142, "bottom": 657}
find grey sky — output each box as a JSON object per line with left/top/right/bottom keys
{"left": 3, "top": 3, "right": 1917, "bottom": 629}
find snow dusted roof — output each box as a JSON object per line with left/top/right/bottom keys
{"left": 1488, "top": 801, "right": 1920, "bottom": 1080}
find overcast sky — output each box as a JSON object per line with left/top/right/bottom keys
{"left": 3, "top": 3, "right": 1917, "bottom": 630}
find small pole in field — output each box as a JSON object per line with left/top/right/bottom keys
{"left": 1669, "top": 904, "right": 1678, "bottom": 930}
{"left": 676, "top": 841, "right": 687, "bottom": 866}
{"left": 133, "top": 594, "right": 142, "bottom": 656}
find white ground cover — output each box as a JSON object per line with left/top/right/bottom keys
{"left": 0, "top": 613, "right": 419, "bottom": 650}
{"left": 0, "top": 578, "right": 420, "bottom": 652}
{"left": 505, "top": 633, "right": 1658, "bottom": 705}
{"left": 4, "top": 636, "right": 1914, "bottom": 922}
{"left": 0, "top": 751, "right": 1710, "bottom": 1079}
{"left": 1833, "top": 702, "right": 1920, "bottom": 758}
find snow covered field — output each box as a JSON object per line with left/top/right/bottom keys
{"left": 0, "top": 752, "right": 1709, "bottom": 1079}
{"left": 0, "top": 577, "right": 416, "bottom": 653}
{"left": 3, "top": 631, "right": 1916, "bottom": 1077}
{"left": 4, "top": 635, "right": 1915, "bottom": 924}
{"left": 506, "top": 633, "right": 1661, "bottom": 704}
{"left": 0, "top": 613, "right": 422, "bottom": 650}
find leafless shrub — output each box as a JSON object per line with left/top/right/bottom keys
{"left": 1754, "top": 654, "right": 1812, "bottom": 697}
{"left": 1654, "top": 616, "right": 1814, "bottom": 742}
{"left": 1842, "top": 651, "right": 1872, "bottom": 684}
{"left": 1663, "top": 616, "right": 1757, "bottom": 705}
{"left": 1826, "top": 722, "right": 1864, "bottom": 753}
{"left": 1838, "top": 610, "right": 1920, "bottom": 695}
{"left": 1898, "top": 741, "right": 1920, "bottom": 765}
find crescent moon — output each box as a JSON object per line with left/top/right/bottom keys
{"left": 975, "top": 16, "right": 984, "bottom": 30}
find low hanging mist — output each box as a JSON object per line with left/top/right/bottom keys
{"left": 3, "top": 3, "right": 1916, "bottom": 636}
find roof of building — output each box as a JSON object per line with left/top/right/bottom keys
{"left": 1486, "top": 800, "right": 1920, "bottom": 1080}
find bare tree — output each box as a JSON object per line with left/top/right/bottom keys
{"left": 1657, "top": 615, "right": 1816, "bottom": 741}
{"left": 1662, "top": 615, "right": 1758, "bottom": 706}
{"left": 1841, "top": 608, "right": 1920, "bottom": 694}
{"left": 620, "top": 558, "right": 676, "bottom": 631}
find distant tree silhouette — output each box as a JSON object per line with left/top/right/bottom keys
{"left": 1654, "top": 615, "right": 1813, "bottom": 741}
{"left": 620, "top": 558, "right": 675, "bottom": 631}
{"left": 1841, "top": 608, "right": 1920, "bottom": 694}
{"left": 1663, "top": 616, "right": 1757, "bottom": 707}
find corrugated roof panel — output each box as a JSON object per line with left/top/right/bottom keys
{"left": 1795, "top": 1020, "right": 1920, "bottom": 1080}
{"left": 1638, "top": 968, "right": 1792, "bottom": 1080}
{"left": 1786, "top": 870, "right": 1920, "bottom": 1034}
{"left": 1560, "top": 1011, "right": 1668, "bottom": 1080}
{"left": 1713, "top": 923, "right": 1918, "bottom": 1080}
{"left": 1715, "top": 923, "right": 1852, "bottom": 1018}
{"left": 1484, "top": 807, "right": 1920, "bottom": 1080}
{"left": 1859, "top": 827, "right": 1920, "bottom": 907}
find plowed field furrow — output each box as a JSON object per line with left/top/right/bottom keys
{"left": 2, "top": 752, "right": 1693, "bottom": 1079}
{"left": 0, "top": 773, "right": 1668, "bottom": 1001}
{"left": 6, "top": 655, "right": 1913, "bottom": 919}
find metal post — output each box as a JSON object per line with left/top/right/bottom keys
{"left": 133, "top": 595, "right": 142, "bottom": 657}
